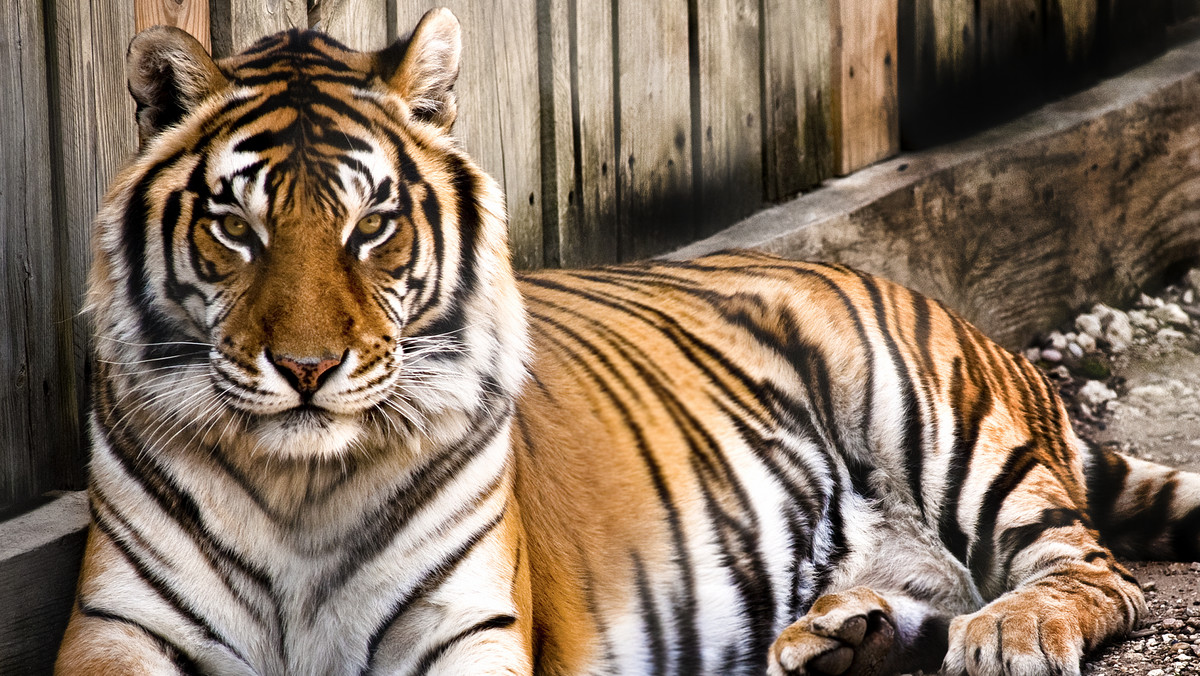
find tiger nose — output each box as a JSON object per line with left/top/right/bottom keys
{"left": 269, "top": 352, "right": 343, "bottom": 397}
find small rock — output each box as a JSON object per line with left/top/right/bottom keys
{"left": 1186, "top": 289, "right": 1196, "bottom": 305}
{"left": 1048, "top": 331, "right": 1069, "bottom": 350}
{"left": 1145, "top": 580, "right": 1158, "bottom": 592}
{"left": 1191, "top": 562, "right": 1200, "bottom": 572}
{"left": 1185, "top": 268, "right": 1200, "bottom": 293}
{"left": 1076, "top": 313, "right": 1103, "bottom": 339}
{"left": 1129, "top": 384, "right": 1171, "bottom": 400}
{"left": 1166, "top": 619, "right": 1187, "bottom": 631}
{"left": 1068, "top": 342, "right": 1084, "bottom": 359}
{"left": 1076, "top": 332, "right": 1097, "bottom": 352}
{"left": 1151, "top": 303, "right": 1191, "bottom": 327}
{"left": 1130, "top": 309, "right": 1158, "bottom": 332}
{"left": 1052, "top": 366, "right": 1071, "bottom": 379}
{"left": 1079, "top": 380, "right": 1118, "bottom": 408}
{"left": 1105, "top": 313, "right": 1135, "bottom": 352}
{"left": 1024, "top": 347, "right": 1042, "bottom": 363}
{"left": 1042, "top": 348, "right": 1063, "bottom": 363}
{"left": 1158, "top": 328, "right": 1188, "bottom": 343}
{"left": 1148, "top": 668, "right": 1165, "bottom": 676}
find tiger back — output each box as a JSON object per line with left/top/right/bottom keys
{"left": 57, "top": 8, "right": 1200, "bottom": 676}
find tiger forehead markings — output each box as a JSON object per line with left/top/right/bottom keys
{"left": 59, "top": 7, "right": 1200, "bottom": 676}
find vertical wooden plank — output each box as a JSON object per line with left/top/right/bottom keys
{"left": 135, "top": 0, "right": 212, "bottom": 51}
{"left": 543, "top": 0, "right": 619, "bottom": 267}
{"left": 310, "top": 0, "right": 388, "bottom": 50}
{"left": 616, "top": 0, "right": 693, "bottom": 259}
{"left": 695, "top": 0, "right": 762, "bottom": 234}
{"left": 0, "top": 0, "right": 76, "bottom": 509}
{"left": 898, "top": 0, "right": 976, "bottom": 147}
{"left": 832, "top": 0, "right": 899, "bottom": 174}
{"left": 978, "top": 0, "right": 1043, "bottom": 93}
{"left": 210, "top": 0, "right": 307, "bottom": 57}
{"left": 45, "top": 0, "right": 140, "bottom": 500}
{"left": 1044, "top": 0, "right": 1098, "bottom": 80}
{"left": 762, "top": 0, "right": 833, "bottom": 201}
{"left": 393, "top": 3, "right": 543, "bottom": 270}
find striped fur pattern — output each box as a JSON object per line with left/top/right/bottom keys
{"left": 58, "top": 9, "right": 1200, "bottom": 676}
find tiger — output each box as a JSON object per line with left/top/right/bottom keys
{"left": 56, "top": 7, "right": 1200, "bottom": 676}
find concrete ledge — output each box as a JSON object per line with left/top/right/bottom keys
{"left": 1, "top": 491, "right": 87, "bottom": 674}
{"left": 672, "top": 37, "right": 1200, "bottom": 349}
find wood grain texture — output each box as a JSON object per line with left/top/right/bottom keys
{"left": 0, "top": 492, "right": 88, "bottom": 673}
{"left": 762, "top": 0, "right": 833, "bottom": 201}
{"left": 695, "top": 0, "right": 762, "bottom": 234}
{"left": 616, "top": 0, "right": 693, "bottom": 259}
{"left": 393, "top": 3, "right": 543, "bottom": 270}
{"left": 675, "top": 39, "right": 1200, "bottom": 350}
{"left": 0, "top": 0, "right": 77, "bottom": 509}
{"left": 831, "top": 0, "right": 899, "bottom": 175}
{"left": 135, "top": 0, "right": 212, "bottom": 51}
{"left": 1044, "top": 0, "right": 1098, "bottom": 76}
{"left": 44, "top": 0, "right": 138, "bottom": 502}
{"left": 978, "top": 0, "right": 1043, "bottom": 83}
{"left": 898, "top": 0, "right": 977, "bottom": 147}
{"left": 210, "top": 0, "right": 306, "bottom": 56}
{"left": 311, "top": 0, "right": 388, "bottom": 51}
{"left": 543, "top": 0, "right": 620, "bottom": 267}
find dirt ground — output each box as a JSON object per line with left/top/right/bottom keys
{"left": 1027, "top": 273, "right": 1200, "bottom": 675}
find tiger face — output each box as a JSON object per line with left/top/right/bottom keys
{"left": 90, "top": 10, "right": 526, "bottom": 461}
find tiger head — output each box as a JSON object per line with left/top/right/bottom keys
{"left": 89, "top": 9, "right": 527, "bottom": 461}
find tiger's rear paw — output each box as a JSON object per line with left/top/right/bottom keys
{"left": 942, "top": 595, "right": 1085, "bottom": 676}
{"left": 768, "top": 587, "right": 896, "bottom": 676}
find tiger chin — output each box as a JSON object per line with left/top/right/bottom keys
{"left": 58, "top": 7, "right": 1200, "bottom": 676}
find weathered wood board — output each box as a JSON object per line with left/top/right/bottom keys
{"left": 0, "top": 492, "right": 89, "bottom": 673}
{"left": 0, "top": 0, "right": 78, "bottom": 509}
{"left": 695, "top": 0, "right": 763, "bottom": 234}
{"left": 210, "top": 0, "right": 307, "bottom": 57}
{"left": 310, "top": 0, "right": 388, "bottom": 51}
{"left": 832, "top": 0, "right": 899, "bottom": 174}
{"left": 135, "top": 0, "right": 212, "bottom": 51}
{"left": 761, "top": 0, "right": 833, "bottom": 200}
{"left": 543, "top": 0, "right": 620, "bottom": 267}
{"left": 674, "top": 38, "right": 1200, "bottom": 350}
{"left": 392, "top": 3, "right": 543, "bottom": 269}
{"left": 899, "top": 0, "right": 977, "bottom": 146}
{"left": 615, "top": 0, "right": 694, "bottom": 259}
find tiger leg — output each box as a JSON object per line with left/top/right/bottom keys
{"left": 941, "top": 456, "right": 1145, "bottom": 676}
{"left": 1086, "top": 445, "right": 1200, "bottom": 561}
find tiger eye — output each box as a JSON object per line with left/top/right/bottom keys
{"left": 220, "top": 216, "right": 249, "bottom": 239}
{"left": 356, "top": 214, "right": 383, "bottom": 237}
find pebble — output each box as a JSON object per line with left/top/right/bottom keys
{"left": 1079, "top": 380, "right": 1118, "bottom": 407}
{"left": 1186, "top": 268, "right": 1200, "bottom": 294}
{"left": 1076, "top": 332, "right": 1097, "bottom": 351}
{"left": 1024, "top": 347, "right": 1042, "bottom": 363}
{"left": 1185, "top": 289, "right": 1195, "bottom": 305}
{"left": 1158, "top": 328, "right": 1188, "bottom": 343}
{"left": 1151, "top": 303, "right": 1192, "bottom": 327}
{"left": 1042, "top": 348, "right": 1063, "bottom": 363}
{"left": 1148, "top": 668, "right": 1165, "bottom": 676}
{"left": 1130, "top": 309, "right": 1159, "bottom": 332}
{"left": 1077, "top": 313, "right": 1104, "bottom": 338}
{"left": 1166, "top": 619, "right": 1187, "bottom": 631}
{"left": 1048, "top": 331, "right": 1069, "bottom": 350}
{"left": 1068, "top": 342, "right": 1085, "bottom": 359}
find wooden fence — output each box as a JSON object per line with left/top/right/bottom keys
{"left": 1, "top": 0, "right": 1196, "bottom": 512}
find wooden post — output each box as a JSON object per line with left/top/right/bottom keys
{"left": 831, "top": 0, "right": 899, "bottom": 175}
{"left": 762, "top": 0, "right": 834, "bottom": 201}
{"left": 1043, "top": 0, "right": 1098, "bottom": 81}
{"left": 616, "top": 0, "right": 693, "bottom": 259}
{"left": 393, "top": 3, "right": 543, "bottom": 270}
{"left": 0, "top": 0, "right": 79, "bottom": 509}
{"left": 210, "top": 0, "right": 307, "bottom": 57}
{"left": 694, "top": 0, "right": 763, "bottom": 234}
{"left": 543, "top": 0, "right": 620, "bottom": 267}
{"left": 135, "top": 0, "right": 212, "bottom": 51}
{"left": 309, "top": 0, "right": 388, "bottom": 50}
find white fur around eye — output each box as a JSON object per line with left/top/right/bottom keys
{"left": 346, "top": 215, "right": 397, "bottom": 260}
{"left": 209, "top": 218, "right": 256, "bottom": 263}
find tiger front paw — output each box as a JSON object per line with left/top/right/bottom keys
{"left": 942, "top": 595, "right": 1086, "bottom": 676}
{"left": 768, "top": 587, "right": 896, "bottom": 676}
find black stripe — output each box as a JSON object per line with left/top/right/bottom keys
{"left": 363, "top": 509, "right": 506, "bottom": 672}
{"left": 401, "top": 615, "right": 518, "bottom": 676}
{"left": 633, "top": 553, "right": 668, "bottom": 676}
{"left": 968, "top": 442, "right": 1039, "bottom": 586}
{"left": 78, "top": 603, "right": 204, "bottom": 676}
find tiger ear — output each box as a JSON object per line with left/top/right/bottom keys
{"left": 127, "top": 26, "right": 228, "bottom": 146}
{"left": 379, "top": 8, "right": 461, "bottom": 130}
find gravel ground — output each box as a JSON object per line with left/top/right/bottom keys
{"left": 1023, "top": 268, "right": 1200, "bottom": 675}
